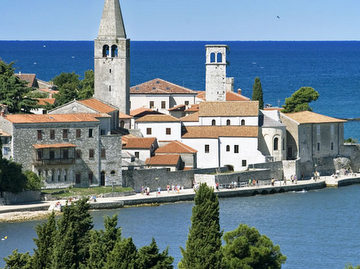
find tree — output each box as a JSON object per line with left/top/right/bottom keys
{"left": 252, "top": 77, "right": 264, "bottom": 110}
{"left": 24, "top": 171, "right": 43, "bottom": 191}
{"left": 0, "top": 60, "right": 38, "bottom": 113}
{"left": 52, "top": 72, "right": 80, "bottom": 106}
{"left": 105, "top": 238, "right": 138, "bottom": 269}
{"left": 0, "top": 158, "right": 27, "bottom": 193}
{"left": 344, "top": 138, "right": 358, "bottom": 144}
{"left": 137, "top": 238, "right": 174, "bottom": 269}
{"left": 78, "top": 70, "right": 94, "bottom": 100}
{"left": 282, "top": 87, "right": 319, "bottom": 113}
{"left": 3, "top": 250, "right": 31, "bottom": 269}
{"left": 179, "top": 184, "right": 223, "bottom": 269}
{"left": 222, "top": 224, "right": 286, "bottom": 269}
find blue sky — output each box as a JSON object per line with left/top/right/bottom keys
{"left": 1, "top": 0, "right": 360, "bottom": 41}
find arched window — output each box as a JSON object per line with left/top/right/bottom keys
{"left": 103, "top": 45, "right": 110, "bottom": 57}
{"left": 120, "top": 120, "right": 125, "bottom": 128}
{"left": 210, "top": 52, "right": 216, "bottom": 63}
{"left": 217, "top": 53, "right": 222, "bottom": 63}
{"left": 212, "top": 119, "right": 216, "bottom": 126}
{"left": 100, "top": 171, "right": 106, "bottom": 186}
{"left": 241, "top": 119, "right": 245, "bottom": 126}
{"left": 111, "top": 170, "right": 115, "bottom": 175}
{"left": 226, "top": 119, "right": 231, "bottom": 126}
{"left": 274, "top": 137, "right": 279, "bottom": 151}
{"left": 111, "top": 45, "right": 118, "bottom": 57}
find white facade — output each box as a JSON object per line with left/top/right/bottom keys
{"left": 171, "top": 94, "right": 196, "bottom": 108}
{"left": 181, "top": 138, "right": 219, "bottom": 169}
{"left": 199, "top": 116, "right": 258, "bottom": 126}
{"left": 136, "top": 121, "right": 181, "bottom": 141}
{"left": 130, "top": 95, "right": 170, "bottom": 114}
{"left": 123, "top": 149, "right": 151, "bottom": 163}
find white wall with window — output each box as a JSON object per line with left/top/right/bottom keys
{"left": 136, "top": 121, "right": 181, "bottom": 141}
{"left": 181, "top": 138, "right": 219, "bottom": 168}
{"left": 130, "top": 95, "right": 170, "bottom": 114}
{"left": 199, "top": 116, "right": 258, "bottom": 126}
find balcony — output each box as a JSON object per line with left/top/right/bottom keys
{"left": 33, "top": 157, "right": 75, "bottom": 166}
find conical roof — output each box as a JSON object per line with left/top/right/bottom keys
{"left": 98, "top": 0, "right": 126, "bottom": 39}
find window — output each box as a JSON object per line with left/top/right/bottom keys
{"left": 242, "top": 160, "right": 247, "bottom": 167}
{"left": 109, "top": 69, "right": 111, "bottom": 74}
{"left": 89, "top": 129, "right": 93, "bottom": 138}
{"left": 120, "top": 120, "right": 125, "bottom": 128}
{"left": 166, "top": 128, "right": 171, "bottom": 135}
{"left": 146, "top": 128, "right": 152, "bottom": 135}
{"left": 317, "top": 125, "right": 320, "bottom": 136}
{"left": 37, "top": 130, "right": 42, "bottom": 140}
{"left": 109, "top": 85, "right": 111, "bottom": 92}
{"left": 50, "top": 151, "right": 55, "bottom": 160}
{"left": 234, "top": 145, "right": 239, "bottom": 153}
{"left": 210, "top": 52, "right": 216, "bottom": 63}
{"left": 111, "top": 45, "right": 118, "bottom": 57}
{"left": 89, "top": 149, "right": 95, "bottom": 159}
{"left": 226, "top": 145, "right": 230, "bottom": 152}
{"left": 76, "top": 129, "right": 81, "bottom": 138}
{"left": 63, "top": 149, "right": 69, "bottom": 159}
{"left": 217, "top": 53, "right": 223, "bottom": 63}
{"left": 50, "top": 129, "right": 55, "bottom": 140}
{"left": 76, "top": 149, "right": 82, "bottom": 159}
{"left": 274, "top": 137, "right": 279, "bottom": 151}
{"left": 241, "top": 119, "right": 245, "bottom": 126}
{"left": 185, "top": 101, "right": 189, "bottom": 106}
{"left": 331, "top": 142, "right": 334, "bottom": 151}
{"left": 64, "top": 170, "right": 68, "bottom": 182}
{"left": 63, "top": 129, "right": 69, "bottom": 139}
{"left": 75, "top": 173, "right": 81, "bottom": 184}
{"left": 51, "top": 170, "right": 55, "bottom": 182}
{"left": 135, "top": 152, "right": 140, "bottom": 158}
{"left": 88, "top": 172, "right": 93, "bottom": 184}
{"left": 111, "top": 170, "right": 115, "bottom": 175}
{"left": 205, "top": 144, "right": 210, "bottom": 153}
{"left": 101, "top": 148, "right": 106, "bottom": 159}
{"left": 212, "top": 119, "right": 216, "bottom": 126}
{"left": 161, "top": 101, "right": 166, "bottom": 109}
{"left": 102, "top": 45, "right": 109, "bottom": 57}
{"left": 282, "top": 139, "right": 285, "bottom": 150}
{"left": 317, "top": 143, "right": 320, "bottom": 151}
{"left": 37, "top": 150, "right": 42, "bottom": 161}
{"left": 57, "top": 170, "right": 61, "bottom": 181}
{"left": 149, "top": 101, "right": 154, "bottom": 108}
{"left": 226, "top": 119, "right": 231, "bottom": 126}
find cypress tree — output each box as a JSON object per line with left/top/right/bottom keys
{"left": 252, "top": 77, "right": 264, "bottom": 109}
{"left": 137, "top": 238, "right": 173, "bottom": 269}
{"left": 179, "top": 184, "right": 223, "bottom": 269}
{"left": 105, "top": 238, "right": 138, "bottom": 269}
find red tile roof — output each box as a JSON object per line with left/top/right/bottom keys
{"left": 199, "top": 101, "right": 259, "bottom": 117}
{"left": 180, "top": 112, "right": 199, "bottom": 122}
{"left": 156, "top": 141, "right": 197, "bottom": 154}
{"left": 119, "top": 112, "right": 132, "bottom": 119}
{"left": 130, "top": 107, "right": 153, "bottom": 117}
{"left": 182, "top": 126, "right": 259, "bottom": 138}
{"left": 37, "top": 98, "right": 56, "bottom": 106}
{"left": 78, "top": 98, "right": 117, "bottom": 113}
{"left": 131, "top": 78, "right": 197, "bottom": 95}
{"left": 136, "top": 114, "right": 180, "bottom": 122}
{"left": 16, "top": 73, "right": 36, "bottom": 87}
{"left": 38, "top": 88, "right": 59, "bottom": 94}
{"left": 168, "top": 104, "right": 186, "bottom": 111}
{"left": 122, "top": 137, "right": 157, "bottom": 149}
{"left": 5, "top": 113, "right": 104, "bottom": 124}
{"left": 184, "top": 104, "right": 199, "bottom": 112}
{"left": 196, "top": 91, "right": 250, "bottom": 101}
{"left": 33, "top": 143, "right": 76, "bottom": 149}
{"left": 145, "top": 154, "right": 180, "bottom": 166}
{"left": 282, "top": 111, "right": 347, "bottom": 124}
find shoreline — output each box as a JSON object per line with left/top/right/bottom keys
{"left": 0, "top": 175, "right": 359, "bottom": 223}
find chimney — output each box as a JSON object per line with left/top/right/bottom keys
{"left": 237, "top": 89, "right": 242, "bottom": 95}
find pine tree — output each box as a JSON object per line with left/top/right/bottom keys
{"left": 137, "top": 238, "right": 174, "bottom": 269}
{"left": 105, "top": 238, "right": 138, "bottom": 269}
{"left": 179, "top": 184, "right": 223, "bottom": 269}
{"left": 3, "top": 250, "right": 31, "bottom": 269}
{"left": 282, "top": 86, "right": 319, "bottom": 113}
{"left": 252, "top": 77, "right": 264, "bottom": 109}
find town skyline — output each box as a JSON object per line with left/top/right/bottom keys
{"left": 1, "top": 0, "right": 360, "bottom": 41}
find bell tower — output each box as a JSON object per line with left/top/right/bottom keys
{"left": 94, "top": 0, "right": 130, "bottom": 114}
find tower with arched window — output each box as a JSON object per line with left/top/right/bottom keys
{"left": 94, "top": 0, "right": 130, "bottom": 114}
{"left": 205, "top": 45, "right": 229, "bottom": 101}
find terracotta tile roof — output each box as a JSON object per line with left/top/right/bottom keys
{"left": 183, "top": 167, "right": 193, "bottom": 171}
{"left": 282, "top": 111, "right": 347, "bottom": 124}
{"left": 119, "top": 112, "right": 132, "bottom": 119}
{"left": 184, "top": 104, "right": 199, "bottom": 112}
{"left": 156, "top": 141, "right": 197, "bottom": 154}
{"left": 37, "top": 98, "right": 56, "bottom": 106}
{"left": 136, "top": 114, "right": 180, "bottom": 122}
{"left": 33, "top": 143, "right": 77, "bottom": 149}
{"left": 131, "top": 78, "right": 197, "bottom": 95}
{"left": 264, "top": 107, "right": 284, "bottom": 111}
{"left": 38, "top": 88, "right": 59, "bottom": 94}
{"left": 180, "top": 112, "right": 199, "bottom": 122}
{"left": 199, "top": 101, "right": 259, "bottom": 117}
{"left": 123, "top": 137, "right": 156, "bottom": 149}
{"left": 78, "top": 98, "right": 117, "bottom": 113}
{"left": 196, "top": 91, "right": 250, "bottom": 101}
{"left": 16, "top": 73, "right": 36, "bottom": 87}
{"left": 5, "top": 113, "right": 103, "bottom": 124}
{"left": 182, "top": 126, "right": 259, "bottom": 138}
{"left": 168, "top": 104, "right": 186, "bottom": 111}
{"left": 130, "top": 107, "right": 153, "bottom": 117}
{"left": 145, "top": 154, "right": 180, "bottom": 166}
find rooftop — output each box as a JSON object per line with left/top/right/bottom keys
{"left": 156, "top": 141, "right": 197, "bottom": 154}
{"left": 122, "top": 136, "right": 157, "bottom": 149}
{"left": 198, "top": 101, "right": 259, "bottom": 117}
{"left": 131, "top": 78, "right": 197, "bottom": 95}
{"left": 136, "top": 114, "right": 180, "bottom": 123}
{"left": 180, "top": 112, "right": 199, "bottom": 122}
{"left": 182, "top": 126, "right": 258, "bottom": 138}
{"left": 282, "top": 111, "right": 347, "bottom": 124}
{"left": 145, "top": 154, "right": 180, "bottom": 166}
{"left": 168, "top": 104, "right": 186, "bottom": 111}
{"left": 196, "top": 91, "right": 250, "bottom": 102}
{"left": 37, "top": 98, "right": 56, "bottom": 106}
{"left": 5, "top": 113, "right": 106, "bottom": 124}
{"left": 184, "top": 104, "right": 199, "bottom": 112}
{"left": 78, "top": 98, "right": 117, "bottom": 113}
{"left": 15, "top": 73, "right": 36, "bottom": 87}
{"left": 33, "top": 143, "right": 76, "bottom": 149}
{"left": 119, "top": 112, "right": 132, "bottom": 119}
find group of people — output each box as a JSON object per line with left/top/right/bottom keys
{"left": 248, "top": 179, "right": 259, "bottom": 187}
{"left": 140, "top": 186, "right": 151, "bottom": 195}
{"left": 167, "top": 184, "right": 183, "bottom": 194}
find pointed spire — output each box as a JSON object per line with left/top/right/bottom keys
{"left": 98, "top": 0, "right": 126, "bottom": 39}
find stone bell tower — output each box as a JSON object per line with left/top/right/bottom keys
{"left": 94, "top": 0, "right": 130, "bottom": 114}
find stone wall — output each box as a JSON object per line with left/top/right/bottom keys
{"left": 214, "top": 169, "right": 272, "bottom": 185}
{"left": 341, "top": 144, "right": 360, "bottom": 173}
{"left": 253, "top": 161, "right": 284, "bottom": 179}
{"left": 1, "top": 191, "right": 41, "bottom": 205}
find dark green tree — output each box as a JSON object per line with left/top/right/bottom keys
{"left": 3, "top": 250, "right": 31, "bottom": 269}
{"left": 252, "top": 77, "right": 264, "bottom": 109}
{"left": 24, "top": 170, "right": 43, "bottom": 191}
{"left": 0, "top": 158, "right": 27, "bottom": 193}
{"left": 52, "top": 72, "right": 80, "bottom": 106}
{"left": 137, "top": 238, "right": 174, "bottom": 269}
{"left": 282, "top": 86, "right": 319, "bottom": 113}
{"left": 105, "top": 238, "right": 138, "bottom": 269}
{"left": 179, "top": 184, "right": 222, "bottom": 269}
{"left": 0, "top": 60, "right": 38, "bottom": 113}
{"left": 78, "top": 70, "right": 94, "bottom": 100}
{"left": 222, "top": 224, "right": 286, "bottom": 269}
{"left": 32, "top": 212, "right": 57, "bottom": 268}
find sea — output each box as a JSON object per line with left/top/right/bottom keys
{"left": 0, "top": 41, "right": 359, "bottom": 140}
{"left": 0, "top": 41, "right": 360, "bottom": 268}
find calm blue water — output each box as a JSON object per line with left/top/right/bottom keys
{"left": 1, "top": 185, "right": 360, "bottom": 268}
{"left": 0, "top": 41, "right": 359, "bottom": 140}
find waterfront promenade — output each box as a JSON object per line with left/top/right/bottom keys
{"left": 0, "top": 174, "right": 359, "bottom": 222}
